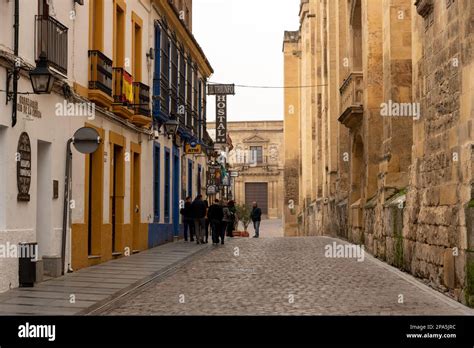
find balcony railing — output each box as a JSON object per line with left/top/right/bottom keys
{"left": 35, "top": 15, "right": 68, "bottom": 74}
{"left": 338, "top": 72, "right": 363, "bottom": 128}
{"left": 133, "top": 82, "right": 150, "bottom": 116}
{"left": 89, "top": 50, "right": 113, "bottom": 96}
{"left": 113, "top": 68, "right": 134, "bottom": 105}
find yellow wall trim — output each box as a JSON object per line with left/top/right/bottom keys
{"left": 89, "top": 0, "right": 104, "bottom": 51}
{"left": 73, "top": 82, "right": 89, "bottom": 98}
{"left": 131, "top": 11, "right": 143, "bottom": 82}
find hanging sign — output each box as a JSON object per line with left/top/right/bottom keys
{"left": 185, "top": 141, "right": 202, "bottom": 154}
{"left": 215, "top": 95, "right": 227, "bottom": 144}
{"left": 207, "top": 84, "right": 235, "bottom": 95}
{"left": 206, "top": 185, "right": 216, "bottom": 195}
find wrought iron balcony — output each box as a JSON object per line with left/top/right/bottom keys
{"left": 113, "top": 68, "right": 134, "bottom": 105}
{"left": 88, "top": 50, "right": 113, "bottom": 96}
{"left": 131, "top": 82, "right": 151, "bottom": 128}
{"left": 112, "top": 68, "right": 134, "bottom": 119}
{"left": 133, "top": 82, "right": 150, "bottom": 116}
{"left": 35, "top": 15, "right": 68, "bottom": 74}
{"left": 338, "top": 72, "right": 363, "bottom": 129}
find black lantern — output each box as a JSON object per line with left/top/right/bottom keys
{"left": 29, "top": 52, "right": 55, "bottom": 94}
{"left": 163, "top": 117, "right": 179, "bottom": 137}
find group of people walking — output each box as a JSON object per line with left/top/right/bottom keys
{"left": 180, "top": 195, "right": 263, "bottom": 245}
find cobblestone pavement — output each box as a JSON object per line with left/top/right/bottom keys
{"left": 103, "top": 235, "right": 473, "bottom": 315}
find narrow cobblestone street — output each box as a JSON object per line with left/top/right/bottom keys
{"left": 103, "top": 220, "right": 472, "bottom": 316}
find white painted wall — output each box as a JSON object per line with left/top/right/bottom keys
{"left": 0, "top": 0, "right": 209, "bottom": 292}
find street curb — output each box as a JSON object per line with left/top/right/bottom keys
{"left": 79, "top": 245, "right": 213, "bottom": 316}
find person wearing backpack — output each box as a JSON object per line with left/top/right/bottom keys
{"left": 250, "top": 201, "right": 262, "bottom": 238}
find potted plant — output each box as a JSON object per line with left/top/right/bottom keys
{"left": 235, "top": 204, "right": 251, "bottom": 237}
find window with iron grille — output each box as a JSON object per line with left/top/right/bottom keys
{"left": 186, "top": 56, "right": 193, "bottom": 129}
{"left": 250, "top": 146, "right": 263, "bottom": 164}
{"left": 192, "top": 64, "right": 198, "bottom": 135}
{"left": 170, "top": 35, "right": 178, "bottom": 117}
{"left": 153, "top": 24, "right": 161, "bottom": 113}
{"left": 178, "top": 45, "right": 186, "bottom": 125}
{"left": 160, "top": 28, "right": 170, "bottom": 115}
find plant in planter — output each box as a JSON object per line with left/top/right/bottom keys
{"left": 235, "top": 204, "right": 252, "bottom": 237}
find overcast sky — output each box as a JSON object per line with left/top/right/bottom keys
{"left": 193, "top": 0, "right": 301, "bottom": 122}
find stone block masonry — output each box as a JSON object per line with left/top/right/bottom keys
{"left": 283, "top": 0, "right": 474, "bottom": 306}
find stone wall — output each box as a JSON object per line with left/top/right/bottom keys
{"left": 404, "top": 0, "right": 474, "bottom": 304}
{"left": 283, "top": 0, "right": 474, "bottom": 306}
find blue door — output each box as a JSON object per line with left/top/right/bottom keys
{"left": 172, "top": 146, "right": 180, "bottom": 237}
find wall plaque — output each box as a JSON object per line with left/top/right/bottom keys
{"left": 17, "top": 132, "right": 32, "bottom": 201}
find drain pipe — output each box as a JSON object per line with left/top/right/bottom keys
{"left": 61, "top": 139, "right": 73, "bottom": 275}
{"left": 12, "top": 0, "right": 19, "bottom": 127}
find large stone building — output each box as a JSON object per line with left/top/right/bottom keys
{"left": 283, "top": 0, "right": 474, "bottom": 306}
{"left": 208, "top": 121, "right": 284, "bottom": 219}
{"left": 0, "top": 0, "right": 213, "bottom": 292}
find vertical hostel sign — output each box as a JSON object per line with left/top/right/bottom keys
{"left": 215, "top": 95, "right": 227, "bottom": 144}
{"left": 208, "top": 84, "right": 235, "bottom": 145}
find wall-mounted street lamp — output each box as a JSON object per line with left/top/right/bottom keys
{"left": 6, "top": 51, "right": 56, "bottom": 127}
{"left": 163, "top": 117, "right": 179, "bottom": 138}
{"left": 29, "top": 52, "right": 55, "bottom": 94}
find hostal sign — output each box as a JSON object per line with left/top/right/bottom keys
{"left": 215, "top": 95, "right": 227, "bottom": 144}
{"left": 17, "top": 132, "right": 32, "bottom": 201}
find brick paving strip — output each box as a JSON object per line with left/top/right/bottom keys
{"left": 0, "top": 242, "right": 210, "bottom": 315}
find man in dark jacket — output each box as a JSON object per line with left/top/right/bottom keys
{"left": 207, "top": 199, "right": 224, "bottom": 245}
{"left": 191, "top": 194, "right": 207, "bottom": 244}
{"left": 180, "top": 197, "right": 194, "bottom": 242}
{"left": 251, "top": 202, "right": 262, "bottom": 238}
